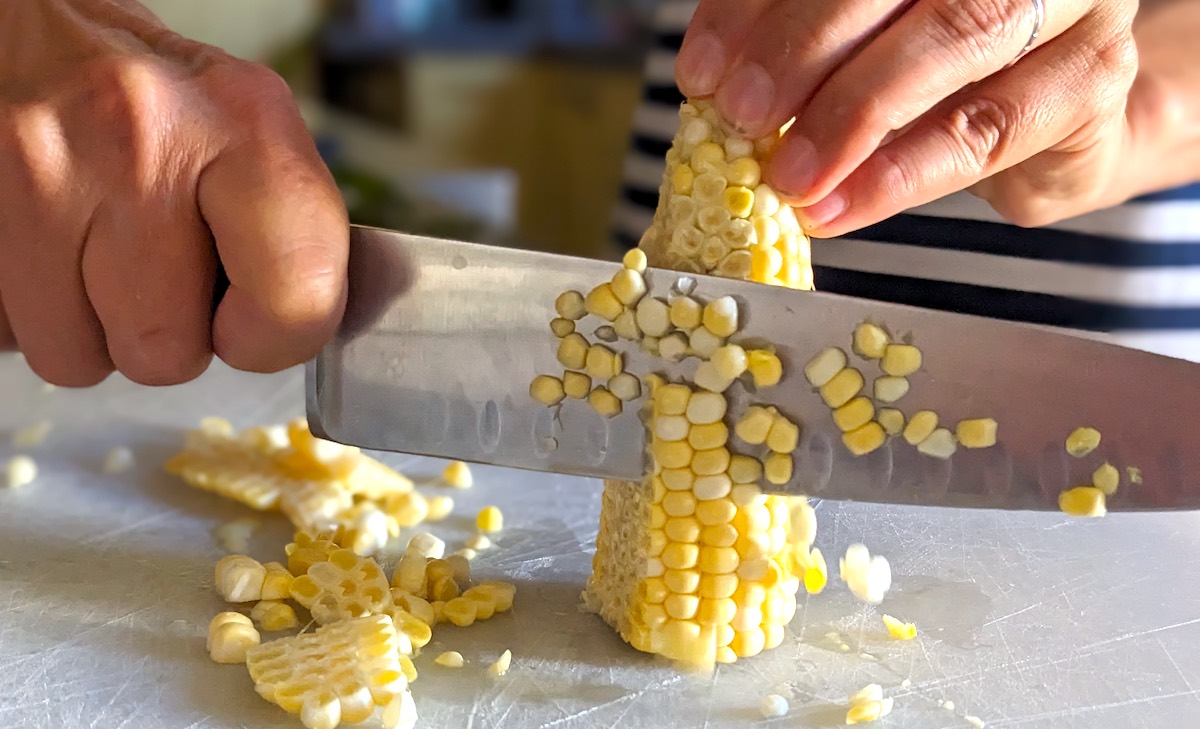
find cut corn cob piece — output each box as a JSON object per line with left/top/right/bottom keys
{"left": 1059, "top": 486, "right": 1106, "bottom": 517}
{"left": 584, "top": 99, "right": 812, "bottom": 668}
{"left": 245, "top": 614, "right": 413, "bottom": 729}
{"left": 289, "top": 548, "right": 393, "bottom": 625}
{"left": 1066, "top": 427, "right": 1101, "bottom": 457}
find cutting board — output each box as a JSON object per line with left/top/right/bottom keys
{"left": 2, "top": 354, "right": 1199, "bottom": 729}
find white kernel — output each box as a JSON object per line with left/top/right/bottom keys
{"left": 694, "top": 361, "right": 733, "bottom": 393}
{"left": 635, "top": 297, "right": 672, "bottom": 338}
{"left": 406, "top": 532, "right": 446, "bottom": 559}
{"left": 804, "top": 347, "right": 847, "bottom": 387}
{"left": 5, "top": 455, "right": 38, "bottom": 489}
{"left": 759, "top": 693, "right": 790, "bottom": 718}
{"left": 487, "top": 649, "right": 513, "bottom": 678}
{"left": 434, "top": 650, "right": 465, "bottom": 668}
{"left": 659, "top": 332, "right": 690, "bottom": 362}
{"left": 685, "top": 392, "right": 727, "bottom": 424}
{"left": 466, "top": 534, "right": 492, "bottom": 551}
{"left": 689, "top": 327, "right": 724, "bottom": 359}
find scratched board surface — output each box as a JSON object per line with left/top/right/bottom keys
{"left": 2, "top": 355, "right": 1199, "bottom": 729}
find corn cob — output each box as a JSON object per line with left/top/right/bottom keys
{"left": 582, "top": 99, "right": 820, "bottom": 666}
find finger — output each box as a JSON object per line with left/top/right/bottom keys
{"left": 771, "top": 0, "right": 1089, "bottom": 205}
{"left": 675, "top": 0, "right": 776, "bottom": 97}
{"left": 0, "top": 106, "right": 113, "bottom": 387}
{"left": 709, "top": 0, "right": 906, "bottom": 138}
{"left": 794, "top": 21, "right": 1137, "bottom": 238}
{"left": 0, "top": 302, "right": 15, "bottom": 351}
{"left": 198, "top": 69, "right": 348, "bottom": 374}
{"left": 83, "top": 202, "right": 216, "bottom": 386}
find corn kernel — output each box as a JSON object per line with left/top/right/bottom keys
{"left": 209, "top": 619, "right": 261, "bottom": 664}
{"left": 585, "top": 344, "right": 622, "bottom": 380}
{"left": 804, "top": 548, "right": 828, "bottom": 594}
{"left": 957, "top": 418, "right": 998, "bottom": 448}
{"left": 694, "top": 475, "right": 733, "bottom": 502}
{"left": 728, "top": 454, "right": 763, "bottom": 484}
{"left": 5, "top": 455, "right": 37, "bottom": 489}
{"left": 672, "top": 163, "right": 695, "bottom": 194}
{"left": 876, "top": 408, "right": 905, "bottom": 436}
{"left": 692, "top": 447, "right": 731, "bottom": 476}
{"left": 635, "top": 297, "right": 671, "bottom": 337}
{"left": 563, "top": 371, "right": 591, "bottom": 399}
{"left": 853, "top": 322, "right": 889, "bottom": 359}
{"left": 686, "top": 391, "right": 727, "bottom": 425}
{"left": 589, "top": 387, "right": 623, "bottom": 417}
{"left": 613, "top": 308, "right": 640, "bottom": 340}
{"left": 435, "top": 650, "right": 465, "bottom": 668}
{"left": 918, "top": 428, "right": 957, "bottom": 459}
{"left": 487, "top": 649, "right": 513, "bottom": 678}
{"left": 710, "top": 344, "right": 748, "bottom": 380}
{"left": 665, "top": 517, "right": 702, "bottom": 543}
{"left": 728, "top": 157, "right": 762, "bottom": 187}
{"left": 699, "top": 545, "right": 740, "bottom": 574}
{"left": 881, "top": 344, "right": 922, "bottom": 376}
{"left": 585, "top": 283, "right": 624, "bottom": 321}
{"left": 804, "top": 347, "right": 847, "bottom": 387}
{"left": 549, "top": 317, "right": 575, "bottom": 337}
{"left": 663, "top": 491, "right": 697, "bottom": 518}
{"left": 1066, "top": 427, "right": 1101, "bottom": 457}
{"left": 669, "top": 296, "right": 703, "bottom": 330}
{"left": 747, "top": 350, "right": 783, "bottom": 388}
{"left": 662, "top": 543, "right": 700, "bottom": 571}
{"left": 529, "top": 375, "right": 565, "bottom": 406}
{"left": 693, "top": 361, "right": 733, "bottom": 393}
{"left": 750, "top": 243, "right": 783, "bottom": 280}
{"left": 474, "top": 506, "right": 503, "bottom": 534}
{"left": 882, "top": 614, "right": 917, "bottom": 640}
{"left": 692, "top": 142, "right": 726, "bottom": 172}
{"left": 734, "top": 406, "right": 773, "bottom": 446}
{"left": 251, "top": 600, "right": 300, "bottom": 632}
{"left": 686, "top": 422, "right": 727, "bottom": 450}
{"left": 442, "top": 597, "right": 478, "bottom": 627}
{"left": 441, "top": 460, "right": 473, "bottom": 489}
{"left": 655, "top": 384, "right": 692, "bottom": 415}
{"left": 659, "top": 332, "right": 690, "bottom": 361}
{"left": 608, "top": 373, "right": 642, "bottom": 402}
{"left": 873, "top": 375, "right": 910, "bottom": 404}
{"left": 723, "top": 186, "right": 755, "bottom": 218}
{"left": 653, "top": 439, "right": 694, "bottom": 470}
{"left": 689, "top": 326, "right": 724, "bottom": 360}
{"left": 664, "top": 594, "right": 700, "bottom": 620}
{"left": 766, "top": 415, "right": 800, "bottom": 453}
{"left": 555, "top": 291, "right": 586, "bottom": 320}
{"left": 1093, "top": 463, "right": 1120, "bottom": 495}
{"left": 207, "top": 611, "right": 251, "bottom": 650}
{"left": 1059, "top": 486, "right": 1106, "bottom": 517}
{"left": 702, "top": 296, "right": 739, "bottom": 338}
{"left": 843, "top": 422, "right": 886, "bottom": 456}
{"left": 903, "top": 410, "right": 938, "bottom": 445}
{"left": 764, "top": 453, "right": 793, "bottom": 485}
{"left": 557, "top": 332, "right": 588, "bottom": 370}
{"left": 424, "top": 495, "right": 454, "bottom": 523}
{"left": 623, "top": 248, "right": 648, "bottom": 273}
{"left": 611, "top": 268, "right": 647, "bottom": 307}
{"left": 820, "top": 368, "right": 864, "bottom": 408}
{"left": 215, "top": 555, "right": 266, "bottom": 603}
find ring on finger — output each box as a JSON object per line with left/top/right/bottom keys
{"left": 1008, "top": 0, "right": 1046, "bottom": 66}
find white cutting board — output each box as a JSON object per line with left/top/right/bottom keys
{"left": 2, "top": 354, "right": 1199, "bottom": 729}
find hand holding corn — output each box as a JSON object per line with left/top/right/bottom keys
{"left": 671, "top": 0, "right": 1199, "bottom": 235}
{"left": 0, "top": 0, "right": 348, "bottom": 387}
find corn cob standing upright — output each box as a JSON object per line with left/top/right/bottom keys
{"left": 582, "top": 99, "right": 823, "bottom": 666}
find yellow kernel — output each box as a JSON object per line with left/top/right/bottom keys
{"left": 672, "top": 164, "right": 695, "bottom": 194}
{"left": 554, "top": 290, "right": 586, "bottom": 320}
{"left": 656, "top": 384, "right": 692, "bottom": 416}
{"left": 750, "top": 243, "right": 783, "bottom": 280}
{"left": 764, "top": 453, "right": 792, "bottom": 485}
{"left": 487, "top": 649, "right": 513, "bottom": 678}
{"left": 804, "top": 548, "right": 828, "bottom": 594}
{"left": 556, "top": 333, "right": 589, "bottom": 370}
{"left": 876, "top": 408, "right": 905, "bottom": 436}
{"left": 1059, "top": 486, "right": 1107, "bottom": 518}
{"left": 728, "top": 455, "right": 763, "bottom": 484}
{"left": 698, "top": 573, "right": 739, "bottom": 599}
{"left": 723, "top": 186, "right": 755, "bottom": 218}
{"left": 752, "top": 215, "right": 781, "bottom": 248}
{"left": 699, "top": 545, "right": 740, "bottom": 574}
{"left": 843, "top": 422, "right": 886, "bottom": 457}
{"left": 563, "top": 371, "right": 591, "bottom": 399}
{"left": 701, "top": 523, "right": 738, "bottom": 547}
{"left": 442, "top": 597, "right": 478, "bottom": 627}
{"left": 685, "top": 392, "right": 727, "bottom": 425}
{"left": 694, "top": 475, "right": 732, "bottom": 502}
{"left": 529, "top": 375, "right": 565, "bottom": 406}
{"left": 208, "top": 620, "right": 260, "bottom": 664}
{"left": 711, "top": 344, "right": 748, "bottom": 380}
{"left": 735, "top": 406, "right": 775, "bottom": 445}
{"left": 434, "top": 650, "right": 465, "bottom": 668}
{"left": 688, "top": 422, "right": 729, "bottom": 451}
{"left": 250, "top": 600, "right": 299, "bottom": 632}
{"left": 1093, "top": 462, "right": 1120, "bottom": 495}
{"left": 746, "top": 350, "right": 783, "bottom": 388}
{"left": 664, "top": 594, "right": 700, "bottom": 620}
{"left": 642, "top": 577, "right": 669, "bottom": 604}
{"left": 727, "top": 157, "right": 762, "bottom": 187}
{"left": 881, "top": 344, "right": 922, "bottom": 376}
{"left": 662, "top": 543, "right": 700, "bottom": 571}
{"left": 730, "top": 628, "right": 765, "bottom": 658}
{"left": 956, "top": 418, "right": 998, "bottom": 448}
{"left": 669, "top": 296, "right": 703, "bottom": 330}
{"left": 697, "top": 597, "right": 738, "bottom": 626}
{"left": 623, "top": 248, "right": 648, "bottom": 273}
{"left": 692, "top": 447, "right": 731, "bottom": 476}
{"left": 1066, "top": 427, "right": 1102, "bottom": 457}
{"left": 853, "top": 322, "right": 889, "bottom": 359}
{"left": 665, "top": 517, "right": 702, "bottom": 543}
{"left": 588, "top": 387, "right": 623, "bottom": 418}
{"left": 820, "top": 368, "right": 864, "bottom": 408}
{"left": 426, "top": 494, "right": 455, "bottom": 522}
{"left": 661, "top": 468, "right": 695, "bottom": 491}
{"left": 610, "top": 268, "right": 647, "bottom": 307}
{"left": 766, "top": 415, "right": 800, "bottom": 454}
{"left": 663, "top": 569, "right": 701, "bottom": 594}
{"left": 833, "top": 397, "right": 875, "bottom": 433}
{"left": 653, "top": 439, "right": 694, "bottom": 470}
{"left": 692, "top": 142, "right": 726, "bottom": 171}
{"left": 549, "top": 317, "right": 575, "bottom": 337}
{"left": 903, "top": 410, "right": 938, "bottom": 445}
{"left": 882, "top": 614, "right": 917, "bottom": 640}
{"left": 585, "top": 344, "right": 622, "bottom": 380}
{"left": 476, "top": 506, "right": 504, "bottom": 532}
{"left": 585, "top": 283, "right": 623, "bottom": 321}
{"left": 663, "top": 491, "right": 697, "bottom": 518}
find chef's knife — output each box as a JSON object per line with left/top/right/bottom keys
{"left": 306, "top": 225, "right": 1200, "bottom": 512}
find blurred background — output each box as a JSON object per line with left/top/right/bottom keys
{"left": 140, "top": 0, "right": 662, "bottom": 259}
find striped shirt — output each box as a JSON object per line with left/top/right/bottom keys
{"left": 614, "top": 1, "right": 1200, "bottom": 362}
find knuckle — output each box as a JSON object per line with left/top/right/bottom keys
{"left": 1094, "top": 31, "right": 1139, "bottom": 92}
{"left": 263, "top": 249, "right": 346, "bottom": 328}
{"left": 111, "top": 324, "right": 211, "bottom": 386}
{"left": 939, "top": 97, "right": 1016, "bottom": 177}
{"left": 928, "top": 0, "right": 1021, "bottom": 63}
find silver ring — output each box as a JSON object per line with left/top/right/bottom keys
{"left": 1010, "top": 0, "right": 1045, "bottom": 66}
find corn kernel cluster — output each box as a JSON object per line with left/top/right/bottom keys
{"left": 805, "top": 323, "right": 999, "bottom": 460}
{"left": 845, "top": 684, "right": 894, "bottom": 725}
{"left": 1058, "top": 425, "right": 1133, "bottom": 518}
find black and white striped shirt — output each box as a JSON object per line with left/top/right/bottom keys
{"left": 614, "top": 1, "right": 1200, "bottom": 362}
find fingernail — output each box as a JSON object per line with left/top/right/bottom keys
{"left": 676, "top": 32, "right": 726, "bottom": 96}
{"left": 798, "top": 192, "right": 848, "bottom": 229}
{"left": 769, "top": 134, "right": 819, "bottom": 199}
{"left": 714, "top": 63, "right": 774, "bottom": 135}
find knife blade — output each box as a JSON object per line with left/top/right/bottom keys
{"left": 307, "top": 225, "right": 1200, "bottom": 512}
